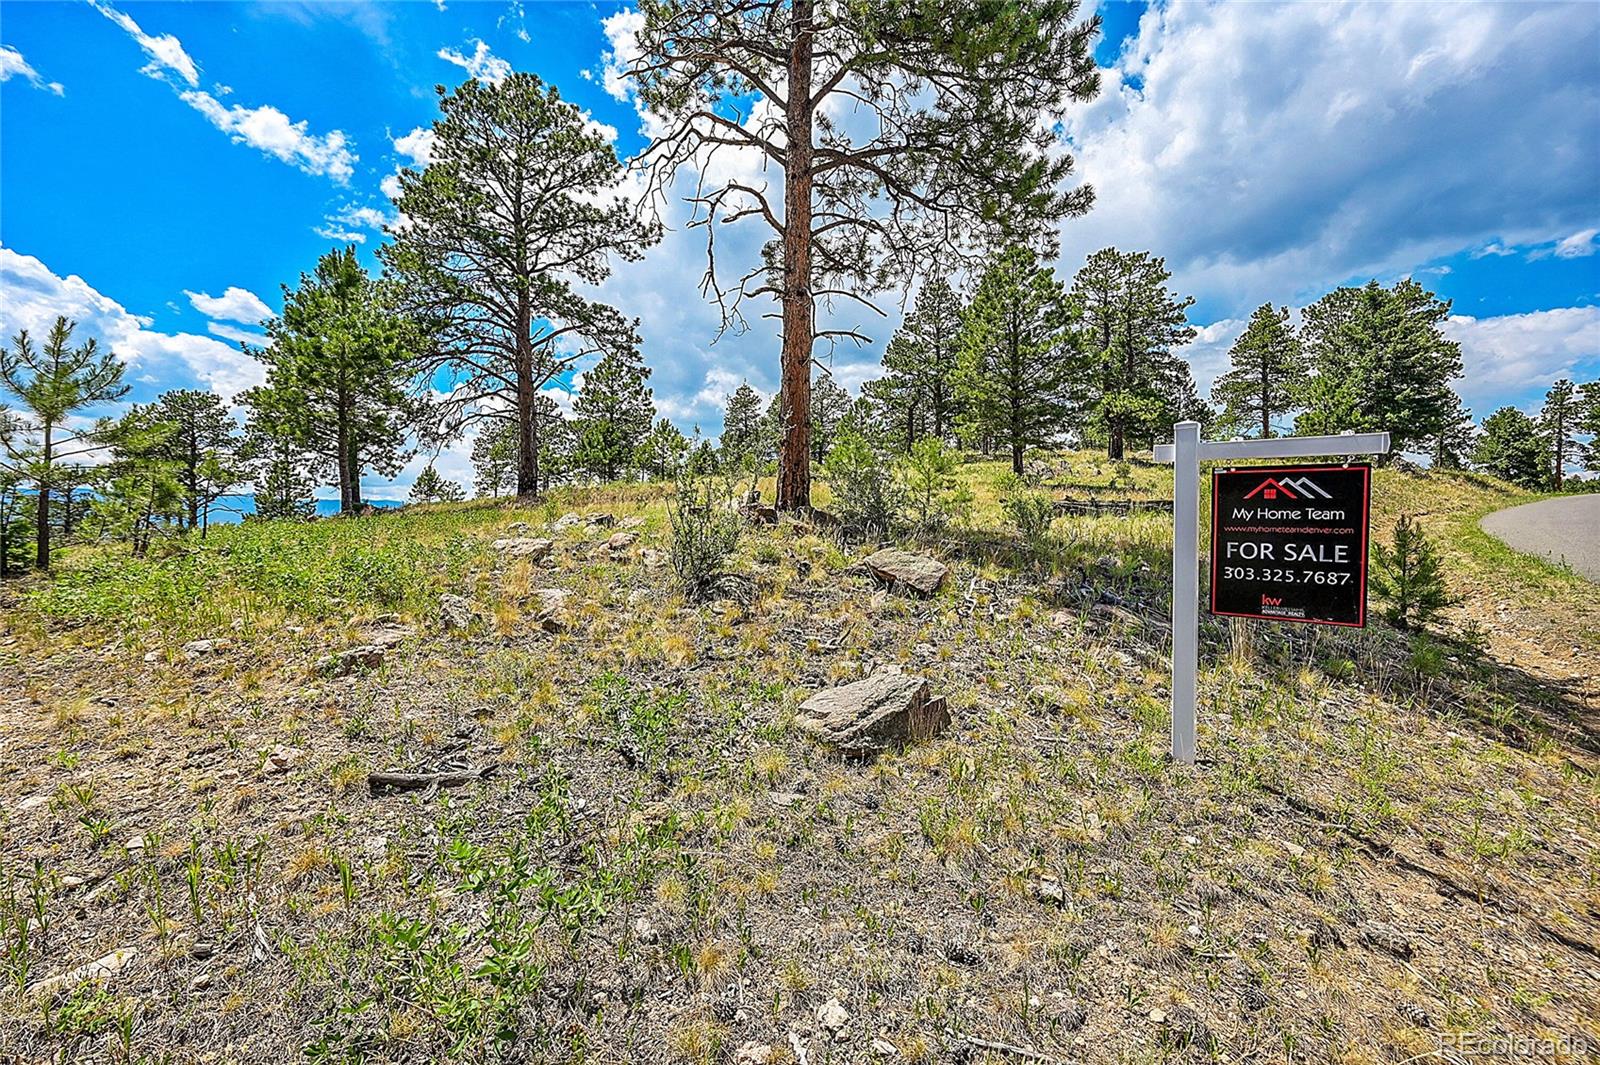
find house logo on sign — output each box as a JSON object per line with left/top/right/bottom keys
{"left": 1242, "top": 475, "right": 1333, "bottom": 501}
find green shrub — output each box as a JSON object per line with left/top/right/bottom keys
{"left": 1000, "top": 474, "right": 1056, "bottom": 556}
{"left": 665, "top": 460, "right": 742, "bottom": 600}
{"left": 895, "top": 438, "right": 972, "bottom": 536}
{"left": 1372, "top": 513, "right": 1458, "bottom": 631}
{"left": 820, "top": 428, "right": 902, "bottom": 538}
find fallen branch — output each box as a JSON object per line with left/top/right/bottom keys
{"left": 960, "top": 1034, "right": 1057, "bottom": 1062}
{"left": 368, "top": 766, "right": 492, "bottom": 796}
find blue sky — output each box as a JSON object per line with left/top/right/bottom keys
{"left": 2, "top": 0, "right": 1597, "bottom": 496}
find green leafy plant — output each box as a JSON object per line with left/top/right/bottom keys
{"left": 895, "top": 437, "right": 971, "bottom": 536}
{"left": 820, "top": 427, "right": 902, "bottom": 538}
{"left": 665, "top": 452, "right": 742, "bottom": 601}
{"left": 1000, "top": 474, "right": 1056, "bottom": 558}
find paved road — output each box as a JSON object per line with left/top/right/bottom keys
{"left": 1479, "top": 494, "right": 1600, "bottom": 582}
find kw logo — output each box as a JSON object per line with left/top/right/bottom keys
{"left": 1243, "top": 475, "right": 1332, "bottom": 501}
{"left": 1262, "top": 595, "right": 1282, "bottom": 607}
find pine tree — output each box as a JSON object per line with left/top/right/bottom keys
{"left": 573, "top": 349, "right": 655, "bottom": 482}
{"left": 1372, "top": 514, "right": 1457, "bottom": 631}
{"left": 1294, "top": 280, "right": 1464, "bottom": 456}
{"left": 860, "top": 346, "right": 928, "bottom": 453}
{"left": 625, "top": 0, "right": 1101, "bottom": 510}
{"left": 636, "top": 419, "right": 690, "bottom": 481}
{"left": 471, "top": 420, "right": 519, "bottom": 498}
{"left": 881, "top": 278, "right": 965, "bottom": 449}
{"left": 0, "top": 467, "right": 31, "bottom": 579}
{"left": 954, "top": 246, "right": 1082, "bottom": 475}
{"left": 93, "top": 405, "right": 183, "bottom": 558}
{"left": 810, "top": 372, "right": 852, "bottom": 461}
{"left": 384, "top": 73, "right": 655, "bottom": 498}
{"left": 409, "top": 465, "right": 465, "bottom": 504}
{"left": 241, "top": 402, "right": 325, "bottom": 521}
{"left": 1578, "top": 381, "right": 1600, "bottom": 471}
{"left": 1541, "top": 379, "right": 1578, "bottom": 489}
{"left": 0, "top": 317, "right": 128, "bottom": 569}
{"left": 1070, "top": 248, "right": 1198, "bottom": 458}
{"left": 721, "top": 383, "right": 765, "bottom": 466}
{"left": 1433, "top": 394, "right": 1476, "bottom": 470}
{"left": 150, "top": 389, "right": 245, "bottom": 533}
{"left": 1473, "top": 407, "right": 1548, "bottom": 489}
{"left": 1211, "top": 304, "right": 1304, "bottom": 438}
{"left": 246, "top": 247, "right": 423, "bottom": 513}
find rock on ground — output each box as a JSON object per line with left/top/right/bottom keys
{"left": 316, "top": 645, "right": 385, "bottom": 677}
{"left": 439, "top": 594, "right": 474, "bottom": 630}
{"left": 863, "top": 549, "right": 948, "bottom": 596}
{"left": 796, "top": 668, "right": 950, "bottom": 755}
{"left": 492, "top": 537, "right": 553, "bottom": 561}
{"left": 532, "top": 589, "right": 573, "bottom": 633}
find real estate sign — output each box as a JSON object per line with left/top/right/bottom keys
{"left": 1210, "top": 464, "right": 1371, "bottom": 627}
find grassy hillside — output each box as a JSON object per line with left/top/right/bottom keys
{"left": 1, "top": 453, "right": 1595, "bottom": 1064}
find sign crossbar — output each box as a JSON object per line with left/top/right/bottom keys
{"left": 1153, "top": 424, "right": 1391, "bottom": 764}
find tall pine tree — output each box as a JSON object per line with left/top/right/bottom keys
{"left": 954, "top": 246, "right": 1082, "bottom": 475}
{"left": 1211, "top": 304, "right": 1304, "bottom": 438}
{"left": 1294, "top": 279, "right": 1463, "bottom": 457}
{"left": 574, "top": 349, "right": 655, "bottom": 481}
{"left": 150, "top": 389, "right": 244, "bottom": 533}
{"left": 1541, "top": 378, "right": 1578, "bottom": 489}
{"left": 383, "top": 74, "right": 655, "bottom": 498}
{"left": 721, "top": 383, "right": 765, "bottom": 466}
{"left": 1473, "top": 407, "right": 1548, "bottom": 489}
{"left": 1070, "top": 248, "right": 1197, "bottom": 458}
{"left": 245, "top": 247, "right": 423, "bottom": 513}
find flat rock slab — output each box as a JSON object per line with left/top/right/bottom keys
{"left": 863, "top": 549, "right": 948, "bottom": 595}
{"left": 796, "top": 669, "right": 950, "bottom": 755}
{"left": 493, "top": 537, "right": 553, "bottom": 561}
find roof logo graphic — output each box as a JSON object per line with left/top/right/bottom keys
{"left": 1242, "top": 475, "right": 1333, "bottom": 501}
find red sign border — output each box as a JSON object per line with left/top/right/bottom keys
{"left": 1208, "top": 463, "right": 1372, "bottom": 628}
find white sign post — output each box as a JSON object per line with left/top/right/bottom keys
{"left": 1154, "top": 423, "right": 1391, "bottom": 764}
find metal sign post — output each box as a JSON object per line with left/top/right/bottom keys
{"left": 1154, "top": 424, "right": 1391, "bottom": 764}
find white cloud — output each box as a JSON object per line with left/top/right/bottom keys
{"left": 1443, "top": 307, "right": 1600, "bottom": 412}
{"left": 91, "top": 1, "right": 200, "bottom": 88}
{"left": 0, "top": 246, "right": 265, "bottom": 399}
{"left": 1184, "top": 318, "right": 1248, "bottom": 400}
{"left": 0, "top": 44, "right": 64, "bottom": 95}
{"left": 393, "top": 126, "right": 438, "bottom": 167}
{"left": 1057, "top": 1, "right": 1600, "bottom": 317}
{"left": 1551, "top": 227, "right": 1599, "bottom": 260}
{"left": 185, "top": 286, "right": 271, "bottom": 324}
{"left": 179, "top": 90, "right": 356, "bottom": 182}
{"left": 206, "top": 321, "right": 268, "bottom": 346}
{"left": 313, "top": 224, "right": 366, "bottom": 244}
{"left": 598, "top": 8, "right": 644, "bottom": 104}
{"left": 438, "top": 39, "right": 510, "bottom": 85}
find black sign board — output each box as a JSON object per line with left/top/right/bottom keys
{"left": 1210, "top": 464, "right": 1371, "bottom": 627}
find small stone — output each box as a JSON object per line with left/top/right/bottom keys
{"left": 182, "top": 638, "right": 229, "bottom": 656}
{"left": 316, "top": 645, "right": 385, "bottom": 677}
{"left": 816, "top": 996, "right": 849, "bottom": 1036}
{"left": 1282, "top": 840, "right": 1306, "bottom": 858}
{"left": 191, "top": 942, "right": 216, "bottom": 959}
{"left": 531, "top": 589, "right": 573, "bottom": 633}
{"left": 1358, "top": 919, "right": 1413, "bottom": 959}
{"left": 587, "top": 513, "right": 617, "bottom": 528}
{"left": 870, "top": 1038, "right": 898, "bottom": 1057}
{"left": 439, "top": 594, "right": 474, "bottom": 630}
{"left": 606, "top": 531, "right": 639, "bottom": 552}
{"left": 24, "top": 947, "right": 138, "bottom": 1001}
{"left": 768, "top": 791, "right": 804, "bottom": 808}
{"left": 125, "top": 835, "right": 147, "bottom": 853}
{"left": 551, "top": 512, "right": 584, "bottom": 532}
{"left": 264, "top": 744, "right": 304, "bottom": 774}
{"left": 734, "top": 1042, "right": 772, "bottom": 1065}
{"left": 633, "top": 916, "right": 659, "bottom": 944}
{"left": 190, "top": 972, "right": 213, "bottom": 990}
{"left": 505, "top": 521, "right": 529, "bottom": 535}
{"left": 640, "top": 548, "right": 666, "bottom": 568}
{"left": 1034, "top": 877, "right": 1065, "bottom": 905}
{"left": 143, "top": 651, "right": 161, "bottom": 663}
{"left": 1148, "top": 1008, "right": 1166, "bottom": 1024}
{"left": 620, "top": 516, "right": 646, "bottom": 530}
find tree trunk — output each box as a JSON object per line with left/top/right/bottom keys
{"left": 1108, "top": 425, "right": 1123, "bottom": 461}
{"left": 1261, "top": 363, "right": 1271, "bottom": 438}
{"left": 1553, "top": 409, "right": 1565, "bottom": 489}
{"left": 336, "top": 419, "right": 353, "bottom": 513}
{"left": 348, "top": 437, "right": 364, "bottom": 509}
{"left": 35, "top": 422, "right": 52, "bottom": 570}
{"left": 775, "top": 0, "right": 815, "bottom": 512}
